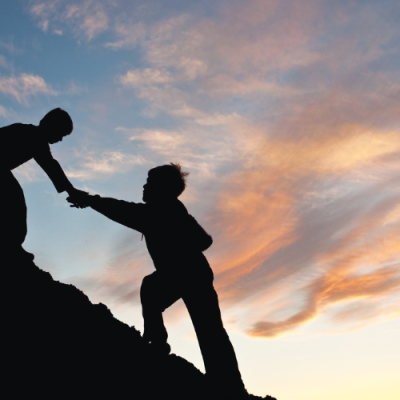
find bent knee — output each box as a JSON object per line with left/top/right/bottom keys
{"left": 140, "top": 273, "right": 159, "bottom": 301}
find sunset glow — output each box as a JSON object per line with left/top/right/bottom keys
{"left": 1, "top": 1, "right": 399, "bottom": 398}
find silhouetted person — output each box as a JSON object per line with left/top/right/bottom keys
{"left": 1, "top": 108, "right": 87, "bottom": 260}
{"left": 68, "top": 163, "right": 248, "bottom": 399}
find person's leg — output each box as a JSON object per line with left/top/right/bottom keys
{"left": 1, "top": 170, "right": 29, "bottom": 255}
{"left": 140, "top": 271, "right": 181, "bottom": 346}
{"left": 182, "top": 278, "right": 246, "bottom": 395}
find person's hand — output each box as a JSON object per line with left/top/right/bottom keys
{"left": 67, "top": 188, "right": 90, "bottom": 209}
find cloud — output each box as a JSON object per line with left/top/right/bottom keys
{"left": 120, "top": 68, "right": 172, "bottom": 87}
{"left": 116, "top": 1, "right": 400, "bottom": 337}
{"left": 0, "top": 40, "right": 18, "bottom": 53}
{"left": 249, "top": 263, "right": 400, "bottom": 337}
{"left": 27, "top": 0, "right": 400, "bottom": 337}
{"left": 13, "top": 161, "right": 43, "bottom": 183}
{"left": 0, "top": 104, "right": 8, "bottom": 117}
{"left": 71, "top": 240, "right": 151, "bottom": 309}
{"left": 210, "top": 170, "right": 400, "bottom": 336}
{"left": 80, "top": 10, "right": 108, "bottom": 40}
{"left": 0, "top": 55, "right": 9, "bottom": 69}
{"left": 30, "top": 0, "right": 109, "bottom": 40}
{"left": 105, "top": 22, "right": 145, "bottom": 49}
{"left": 0, "top": 73, "right": 57, "bottom": 104}
{"left": 205, "top": 118, "right": 400, "bottom": 334}
{"left": 115, "top": 116, "right": 250, "bottom": 184}
{"left": 30, "top": 1, "right": 56, "bottom": 32}
{"left": 66, "top": 150, "right": 148, "bottom": 180}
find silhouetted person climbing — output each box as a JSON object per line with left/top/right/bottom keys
{"left": 1, "top": 108, "right": 87, "bottom": 260}
{"left": 68, "top": 163, "right": 248, "bottom": 399}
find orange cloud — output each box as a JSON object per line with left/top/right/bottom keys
{"left": 36, "top": 0, "right": 400, "bottom": 339}
{"left": 249, "top": 264, "right": 400, "bottom": 337}
{"left": 205, "top": 83, "right": 400, "bottom": 335}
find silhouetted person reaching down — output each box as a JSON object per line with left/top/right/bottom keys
{"left": 1, "top": 108, "right": 87, "bottom": 260}
{"left": 68, "top": 163, "right": 248, "bottom": 399}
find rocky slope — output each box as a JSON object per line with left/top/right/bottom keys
{"left": 3, "top": 255, "right": 276, "bottom": 399}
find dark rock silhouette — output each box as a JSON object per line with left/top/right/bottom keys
{"left": 3, "top": 254, "right": 276, "bottom": 400}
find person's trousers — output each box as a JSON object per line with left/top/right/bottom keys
{"left": 140, "top": 270, "right": 243, "bottom": 383}
{"left": 1, "top": 169, "right": 28, "bottom": 248}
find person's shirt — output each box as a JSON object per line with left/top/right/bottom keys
{"left": 88, "top": 195, "right": 213, "bottom": 275}
{"left": 0, "top": 123, "right": 73, "bottom": 193}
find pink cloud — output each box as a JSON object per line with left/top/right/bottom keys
{"left": 30, "top": 0, "right": 400, "bottom": 337}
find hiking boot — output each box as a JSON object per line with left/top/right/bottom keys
{"left": 206, "top": 374, "right": 249, "bottom": 399}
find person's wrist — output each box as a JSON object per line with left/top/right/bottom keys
{"left": 87, "top": 194, "right": 99, "bottom": 206}
{"left": 66, "top": 187, "right": 76, "bottom": 195}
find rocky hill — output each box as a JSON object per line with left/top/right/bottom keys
{"left": 3, "top": 254, "right": 276, "bottom": 399}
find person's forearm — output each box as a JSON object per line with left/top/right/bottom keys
{"left": 87, "top": 195, "right": 133, "bottom": 227}
{"left": 39, "top": 158, "right": 73, "bottom": 193}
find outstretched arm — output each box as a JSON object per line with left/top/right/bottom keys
{"left": 35, "top": 156, "right": 73, "bottom": 193}
{"left": 68, "top": 194, "right": 146, "bottom": 232}
{"left": 34, "top": 145, "right": 87, "bottom": 201}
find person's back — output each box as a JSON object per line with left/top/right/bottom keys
{"left": 141, "top": 198, "right": 212, "bottom": 277}
{"left": 0, "top": 123, "right": 56, "bottom": 171}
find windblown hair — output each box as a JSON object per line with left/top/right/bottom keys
{"left": 39, "top": 108, "right": 73, "bottom": 136}
{"left": 149, "top": 162, "right": 189, "bottom": 197}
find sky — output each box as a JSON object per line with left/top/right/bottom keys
{"left": 1, "top": 0, "right": 400, "bottom": 398}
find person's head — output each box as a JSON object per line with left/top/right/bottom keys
{"left": 39, "top": 108, "right": 73, "bottom": 144}
{"left": 143, "top": 163, "right": 189, "bottom": 203}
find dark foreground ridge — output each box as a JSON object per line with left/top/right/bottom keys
{"left": 3, "top": 255, "right": 276, "bottom": 400}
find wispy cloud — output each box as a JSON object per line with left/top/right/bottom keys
{"left": 71, "top": 243, "right": 150, "bottom": 309}
{"left": 0, "top": 55, "right": 9, "bottom": 69}
{"left": 28, "top": 0, "right": 400, "bottom": 337}
{"left": 0, "top": 104, "right": 8, "bottom": 117}
{"left": 105, "top": 22, "right": 145, "bottom": 49}
{"left": 13, "top": 160, "right": 43, "bottom": 183}
{"left": 66, "top": 150, "right": 148, "bottom": 180}
{"left": 120, "top": 68, "right": 173, "bottom": 87}
{"left": 79, "top": 9, "right": 108, "bottom": 40}
{"left": 30, "top": 0, "right": 109, "bottom": 40}
{"left": 0, "top": 39, "right": 19, "bottom": 53}
{"left": 0, "top": 73, "right": 57, "bottom": 104}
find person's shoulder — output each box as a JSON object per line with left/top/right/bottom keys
{"left": 175, "top": 199, "right": 188, "bottom": 214}
{"left": 1, "top": 124, "right": 40, "bottom": 144}
{"left": 154, "top": 199, "right": 188, "bottom": 211}
{"left": 8, "top": 123, "right": 36, "bottom": 129}
{"left": 1, "top": 123, "right": 37, "bottom": 131}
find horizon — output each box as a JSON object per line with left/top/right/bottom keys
{"left": 1, "top": 1, "right": 400, "bottom": 399}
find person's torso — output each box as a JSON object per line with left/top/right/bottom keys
{"left": 142, "top": 200, "right": 211, "bottom": 275}
{"left": 0, "top": 123, "right": 50, "bottom": 170}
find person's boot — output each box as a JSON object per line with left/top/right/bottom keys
{"left": 206, "top": 373, "right": 249, "bottom": 399}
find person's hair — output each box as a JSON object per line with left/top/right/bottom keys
{"left": 39, "top": 108, "right": 73, "bottom": 136}
{"left": 149, "top": 163, "right": 189, "bottom": 197}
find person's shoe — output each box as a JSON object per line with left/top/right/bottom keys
{"left": 206, "top": 374, "right": 249, "bottom": 399}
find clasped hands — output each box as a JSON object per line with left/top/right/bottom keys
{"left": 67, "top": 188, "right": 91, "bottom": 209}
